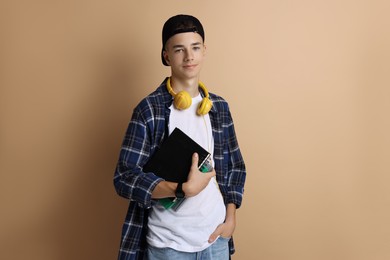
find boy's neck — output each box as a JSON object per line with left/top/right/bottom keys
{"left": 170, "top": 76, "right": 200, "bottom": 97}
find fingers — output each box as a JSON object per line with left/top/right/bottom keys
{"left": 208, "top": 168, "right": 216, "bottom": 177}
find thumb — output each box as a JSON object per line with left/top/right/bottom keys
{"left": 191, "top": 153, "right": 199, "bottom": 167}
{"left": 208, "top": 225, "right": 223, "bottom": 243}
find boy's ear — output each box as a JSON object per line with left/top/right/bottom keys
{"left": 163, "top": 51, "right": 170, "bottom": 65}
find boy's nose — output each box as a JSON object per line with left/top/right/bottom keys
{"left": 185, "top": 50, "right": 194, "bottom": 61}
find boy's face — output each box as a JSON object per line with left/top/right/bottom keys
{"left": 163, "top": 32, "right": 206, "bottom": 81}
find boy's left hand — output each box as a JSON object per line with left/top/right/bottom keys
{"left": 208, "top": 219, "right": 236, "bottom": 243}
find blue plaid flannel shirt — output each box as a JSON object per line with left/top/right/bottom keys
{"left": 114, "top": 78, "right": 246, "bottom": 260}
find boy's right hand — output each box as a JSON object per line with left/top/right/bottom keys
{"left": 183, "top": 153, "right": 215, "bottom": 197}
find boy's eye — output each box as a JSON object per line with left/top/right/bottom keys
{"left": 174, "top": 49, "right": 184, "bottom": 53}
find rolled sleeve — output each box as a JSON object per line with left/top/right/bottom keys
{"left": 227, "top": 185, "right": 244, "bottom": 209}
{"left": 113, "top": 103, "right": 165, "bottom": 208}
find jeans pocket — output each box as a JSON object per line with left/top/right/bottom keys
{"left": 219, "top": 235, "right": 231, "bottom": 241}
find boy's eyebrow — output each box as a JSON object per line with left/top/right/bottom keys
{"left": 172, "top": 42, "right": 202, "bottom": 49}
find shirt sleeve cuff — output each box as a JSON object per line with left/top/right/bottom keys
{"left": 227, "top": 185, "right": 244, "bottom": 209}
{"left": 133, "top": 173, "right": 164, "bottom": 209}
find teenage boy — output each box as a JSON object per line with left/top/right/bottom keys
{"left": 114, "top": 14, "right": 246, "bottom": 260}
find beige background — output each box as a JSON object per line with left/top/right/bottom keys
{"left": 1, "top": 0, "right": 389, "bottom": 259}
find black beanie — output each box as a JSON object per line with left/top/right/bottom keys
{"left": 161, "top": 14, "right": 205, "bottom": 66}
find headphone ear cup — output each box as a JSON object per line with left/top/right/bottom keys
{"left": 197, "top": 98, "right": 213, "bottom": 115}
{"left": 174, "top": 91, "right": 192, "bottom": 110}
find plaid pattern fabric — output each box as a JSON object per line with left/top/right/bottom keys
{"left": 114, "top": 78, "right": 246, "bottom": 260}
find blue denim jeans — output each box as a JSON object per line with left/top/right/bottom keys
{"left": 144, "top": 236, "right": 230, "bottom": 260}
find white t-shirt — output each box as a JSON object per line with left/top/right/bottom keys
{"left": 147, "top": 94, "right": 226, "bottom": 252}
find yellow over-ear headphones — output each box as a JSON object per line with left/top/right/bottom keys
{"left": 166, "top": 77, "right": 213, "bottom": 116}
